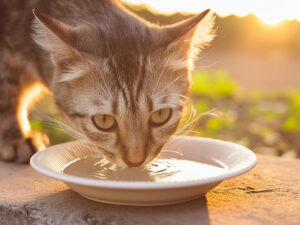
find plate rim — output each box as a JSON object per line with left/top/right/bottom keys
{"left": 30, "top": 136, "right": 257, "bottom": 190}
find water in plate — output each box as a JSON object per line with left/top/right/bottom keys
{"left": 62, "top": 155, "right": 228, "bottom": 182}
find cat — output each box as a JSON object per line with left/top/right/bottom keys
{"left": 0, "top": 0, "right": 214, "bottom": 167}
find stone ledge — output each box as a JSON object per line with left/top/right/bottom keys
{"left": 0, "top": 155, "right": 300, "bottom": 225}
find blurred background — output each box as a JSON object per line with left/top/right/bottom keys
{"left": 30, "top": 0, "right": 300, "bottom": 158}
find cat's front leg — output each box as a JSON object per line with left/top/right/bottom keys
{"left": 0, "top": 93, "right": 49, "bottom": 163}
{"left": 0, "top": 119, "right": 49, "bottom": 163}
{"left": 0, "top": 53, "right": 49, "bottom": 163}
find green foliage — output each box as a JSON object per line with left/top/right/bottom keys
{"left": 205, "top": 118, "right": 224, "bottom": 137}
{"left": 29, "top": 96, "right": 74, "bottom": 145}
{"left": 30, "top": 118, "right": 74, "bottom": 145}
{"left": 194, "top": 100, "right": 210, "bottom": 113}
{"left": 282, "top": 117, "right": 300, "bottom": 132}
{"left": 181, "top": 70, "right": 299, "bottom": 157}
{"left": 289, "top": 94, "right": 300, "bottom": 118}
{"left": 30, "top": 120, "right": 43, "bottom": 131}
{"left": 191, "top": 70, "right": 237, "bottom": 98}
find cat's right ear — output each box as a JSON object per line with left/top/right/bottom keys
{"left": 155, "top": 9, "right": 215, "bottom": 70}
{"left": 32, "top": 9, "right": 81, "bottom": 64}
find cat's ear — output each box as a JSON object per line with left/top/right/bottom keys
{"left": 157, "top": 9, "right": 215, "bottom": 68}
{"left": 32, "top": 9, "right": 82, "bottom": 64}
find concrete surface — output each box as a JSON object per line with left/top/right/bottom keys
{"left": 0, "top": 154, "right": 299, "bottom": 225}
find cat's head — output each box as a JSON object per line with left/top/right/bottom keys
{"left": 32, "top": 3, "right": 214, "bottom": 168}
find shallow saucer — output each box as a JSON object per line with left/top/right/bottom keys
{"left": 30, "top": 136, "right": 257, "bottom": 206}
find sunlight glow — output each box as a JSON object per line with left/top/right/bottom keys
{"left": 259, "top": 15, "right": 284, "bottom": 26}
{"left": 122, "top": 0, "right": 300, "bottom": 25}
{"left": 18, "top": 83, "right": 46, "bottom": 137}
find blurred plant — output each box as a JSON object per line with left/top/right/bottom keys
{"left": 186, "top": 70, "right": 299, "bottom": 158}
{"left": 191, "top": 70, "right": 237, "bottom": 98}
{"left": 29, "top": 95, "right": 74, "bottom": 145}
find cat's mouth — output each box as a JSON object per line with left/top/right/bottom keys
{"left": 94, "top": 143, "right": 165, "bottom": 168}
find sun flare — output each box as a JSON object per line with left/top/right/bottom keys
{"left": 122, "top": 0, "right": 300, "bottom": 25}
{"left": 18, "top": 83, "right": 46, "bottom": 137}
{"left": 259, "top": 15, "right": 283, "bottom": 26}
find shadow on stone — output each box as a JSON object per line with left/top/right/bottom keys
{"left": 23, "top": 190, "right": 211, "bottom": 225}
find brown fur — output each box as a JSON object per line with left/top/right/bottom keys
{"left": 0, "top": 0, "right": 214, "bottom": 166}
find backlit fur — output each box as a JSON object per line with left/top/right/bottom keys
{"left": 0, "top": 0, "right": 214, "bottom": 166}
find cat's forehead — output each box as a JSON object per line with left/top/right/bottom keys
{"left": 82, "top": 19, "right": 154, "bottom": 58}
{"left": 85, "top": 87, "right": 182, "bottom": 116}
{"left": 81, "top": 48, "right": 189, "bottom": 95}
{"left": 92, "top": 47, "right": 187, "bottom": 77}
{"left": 67, "top": 46, "right": 189, "bottom": 116}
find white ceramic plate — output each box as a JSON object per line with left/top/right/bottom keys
{"left": 30, "top": 136, "right": 257, "bottom": 206}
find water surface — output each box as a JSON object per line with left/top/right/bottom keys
{"left": 63, "top": 155, "right": 228, "bottom": 182}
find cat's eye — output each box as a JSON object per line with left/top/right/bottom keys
{"left": 92, "top": 114, "right": 116, "bottom": 131}
{"left": 150, "top": 108, "right": 172, "bottom": 126}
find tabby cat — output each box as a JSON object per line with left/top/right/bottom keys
{"left": 0, "top": 0, "right": 214, "bottom": 167}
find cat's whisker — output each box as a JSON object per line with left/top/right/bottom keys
{"left": 43, "top": 119, "right": 87, "bottom": 139}
{"left": 179, "top": 130, "right": 199, "bottom": 137}
{"left": 180, "top": 105, "right": 198, "bottom": 127}
{"left": 153, "top": 55, "right": 171, "bottom": 93}
{"left": 42, "top": 118, "right": 112, "bottom": 157}
{"left": 177, "top": 106, "right": 197, "bottom": 133}
{"left": 86, "top": 59, "right": 112, "bottom": 98}
{"left": 155, "top": 74, "right": 184, "bottom": 96}
{"left": 93, "top": 76, "right": 111, "bottom": 99}
{"left": 33, "top": 110, "right": 89, "bottom": 141}
{"left": 42, "top": 122, "right": 86, "bottom": 140}
{"left": 175, "top": 108, "right": 219, "bottom": 136}
{"left": 155, "top": 94, "right": 192, "bottom": 103}
{"left": 154, "top": 103, "right": 182, "bottom": 109}
{"left": 99, "top": 70, "right": 113, "bottom": 99}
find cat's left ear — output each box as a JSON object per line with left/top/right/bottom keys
{"left": 157, "top": 9, "right": 215, "bottom": 68}
{"left": 32, "top": 9, "right": 84, "bottom": 64}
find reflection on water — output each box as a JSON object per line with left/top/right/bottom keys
{"left": 93, "top": 158, "right": 180, "bottom": 181}
{"left": 63, "top": 155, "right": 228, "bottom": 182}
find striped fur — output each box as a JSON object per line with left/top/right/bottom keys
{"left": 0, "top": 0, "right": 214, "bottom": 166}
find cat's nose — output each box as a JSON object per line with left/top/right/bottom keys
{"left": 124, "top": 154, "right": 146, "bottom": 167}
